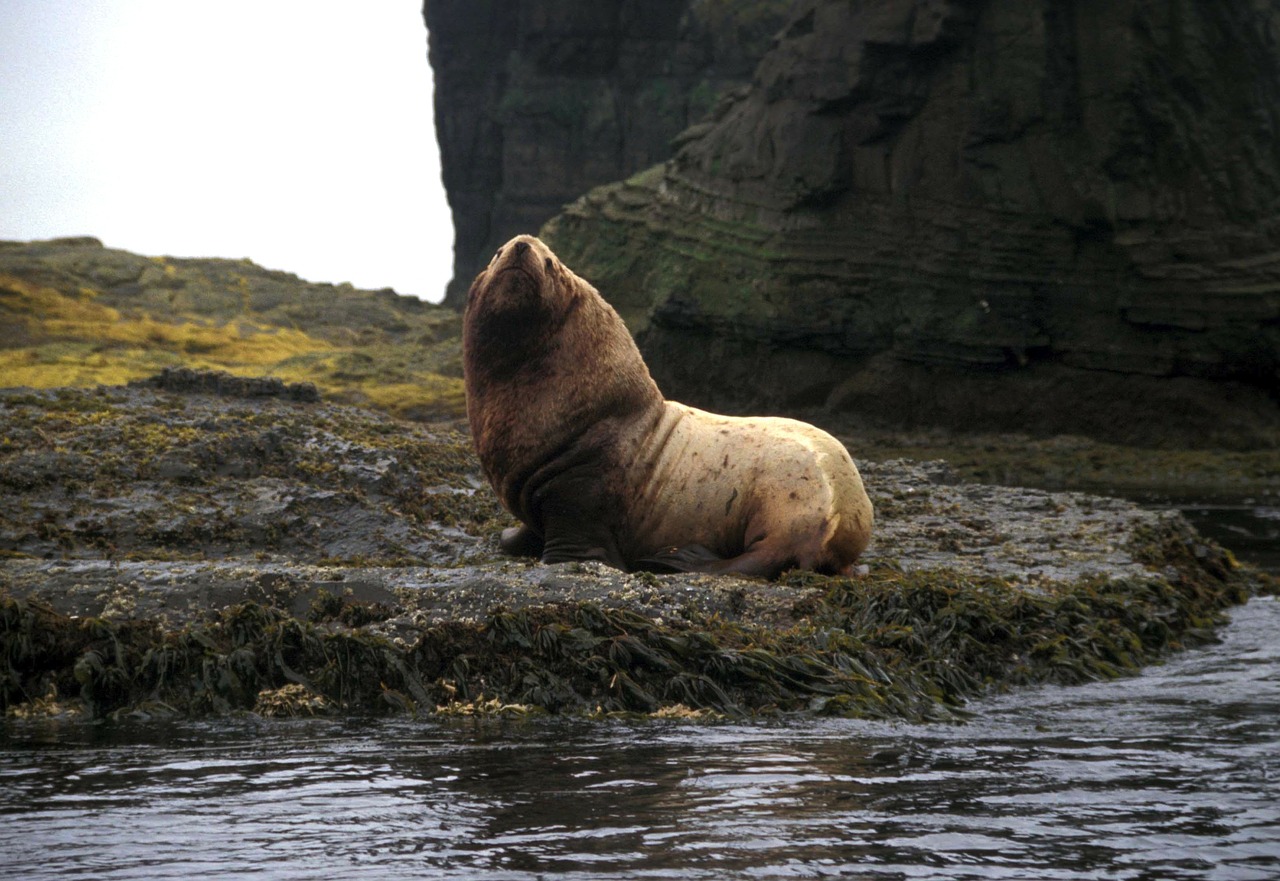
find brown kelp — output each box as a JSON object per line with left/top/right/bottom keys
{"left": 1, "top": 511, "right": 1263, "bottom": 721}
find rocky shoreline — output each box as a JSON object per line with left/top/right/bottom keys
{"left": 1, "top": 374, "right": 1270, "bottom": 722}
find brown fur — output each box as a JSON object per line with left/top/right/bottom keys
{"left": 463, "top": 234, "right": 873, "bottom": 578}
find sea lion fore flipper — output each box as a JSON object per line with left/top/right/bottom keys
{"left": 499, "top": 524, "right": 543, "bottom": 558}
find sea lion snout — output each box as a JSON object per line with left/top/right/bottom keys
{"left": 472, "top": 235, "right": 553, "bottom": 315}
{"left": 494, "top": 235, "right": 546, "bottom": 280}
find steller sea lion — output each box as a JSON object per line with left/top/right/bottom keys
{"left": 462, "top": 234, "right": 873, "bottom": 579}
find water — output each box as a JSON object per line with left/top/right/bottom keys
{"left": 1, "top": 505, "right": 1277, "bottom": 880}
{"left": 0, "top": 594, "right": 1275, "bottom": 880}
{"left": 1174, "top": 502, "right": 1280, "bottom": 574}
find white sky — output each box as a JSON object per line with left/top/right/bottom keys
{"left": 0, "top": 1, "right": 453, "bottom": 302}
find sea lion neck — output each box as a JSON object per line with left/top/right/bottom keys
{"left": 464, "top": 235, "right": 665, "bottom": 513}
{"left": 463, "top": 290, "right": 578, "bottom": 394}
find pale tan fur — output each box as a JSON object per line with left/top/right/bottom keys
{"left": 622, "top": 403, "right": 872, "bottom": 572}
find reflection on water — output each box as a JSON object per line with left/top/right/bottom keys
{"left": 2, "top": 596, "right": 1277, "bottom": 880}
{"left": 1175, "top": 502, "right": 1280, "bottom": 574}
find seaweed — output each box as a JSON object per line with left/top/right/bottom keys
{"left": 1, "top": 512, "right": 1258, "bottom": 722}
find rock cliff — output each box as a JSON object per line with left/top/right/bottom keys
{"left": 427, "top": 0, "right": 1280, "bottom": 447}
{"left": 424, "top": 0, "right": 798, "bottom": 306}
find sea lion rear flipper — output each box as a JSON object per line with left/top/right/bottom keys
{"left": 632, "top": 544, "right": 724, "bottom": 574}
{"left": 705, "top": 545, "right": 795, "bottom": 579}
{"left": 643, "top": 539, "right": 796, "bottom": 580}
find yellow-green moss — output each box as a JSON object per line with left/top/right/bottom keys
{"left": 1, "top": 271, "right": 466, "bottom": 420}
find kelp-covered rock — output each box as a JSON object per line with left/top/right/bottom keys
{"left": 532, "top": 0, "right": 1280, "bottom": 447}
{"left": 0, "top": 378, "right": 1269, "bottom": 721}
{"left": 0, "top": 382, "right": 493, "bottom": 565}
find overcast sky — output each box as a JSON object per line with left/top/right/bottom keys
{"left": 0, "top": 1, "right": 453, "bottom": 301}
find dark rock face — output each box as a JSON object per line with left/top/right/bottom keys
{"left": 424, "top": 0, "right": 798, "bottom": 306}
{"left": 131, "top": 367, "right": 321, "bottom": 402}
{"left": 532, "top": 0, "right": 1280, "bottom": 447}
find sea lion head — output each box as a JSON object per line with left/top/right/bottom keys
{"left": 465, "top": 234, "right": 578, "bottom": 321}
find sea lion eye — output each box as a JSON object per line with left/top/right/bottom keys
{"left": 544, "top": 258, "right": 554, "bottom": 272}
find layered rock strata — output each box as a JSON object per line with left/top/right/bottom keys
{"left": 528, "top": 0, "right": 1280, "bottom": 446}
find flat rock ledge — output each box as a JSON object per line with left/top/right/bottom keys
{"left": 0, "top": 382, "right": 1269, "bottom": 723}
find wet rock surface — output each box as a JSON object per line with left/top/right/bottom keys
{"left": 1, "top": 378, "right": 1268, "bottom": 721}
{"left": 0, "top": 384, "right": 1190, "bottom": 611}
{"left": 0, "top": 384, "right": 488, "bottom": 567}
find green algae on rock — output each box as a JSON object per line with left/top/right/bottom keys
{"left": 0, "top": 378, "right": 1269, "bottom": 722}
